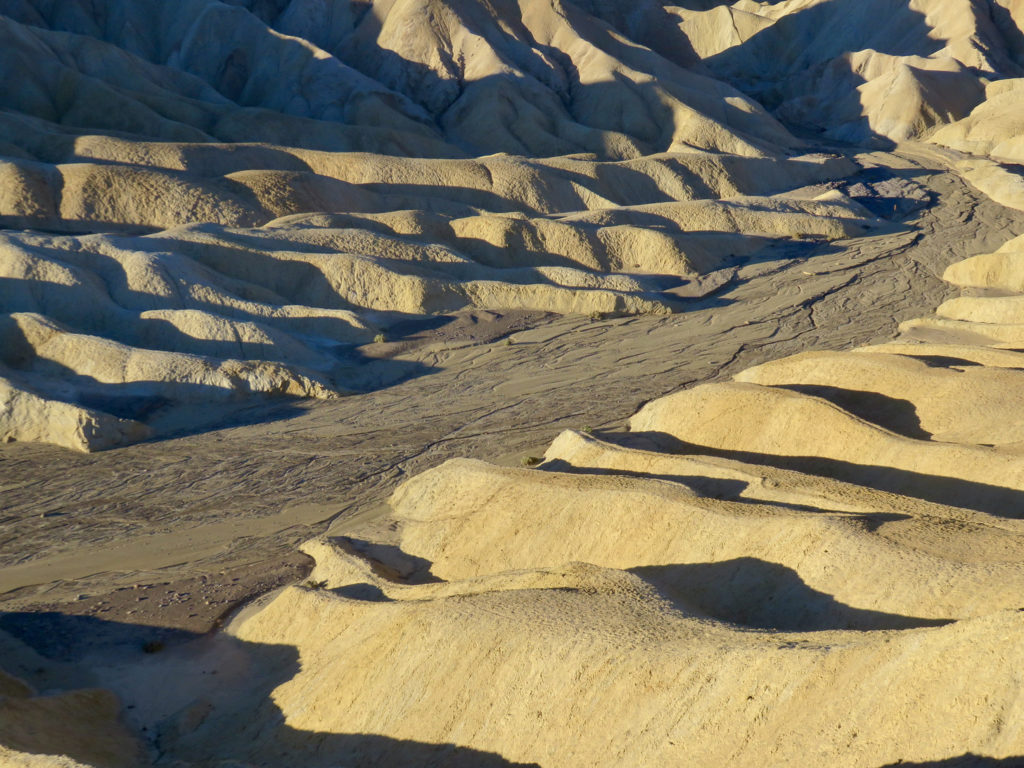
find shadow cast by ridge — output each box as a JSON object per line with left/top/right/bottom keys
{"left": 771, "top": 384, "right": 932, "bottom": 441}
{"left": 877, "top": 756, "right": 1024, "bottom": 767}
{"left": 0, "top": 611, "right": 539, "bottom": 768}
{"left": 625, "top": 431, "right": 1024, "bottom": 518}
{"left": 630, "top": 558, "right": 951, "bottom": 632}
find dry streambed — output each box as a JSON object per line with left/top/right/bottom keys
{"left": 178, "top": 231, "right": 1024, "bottom": 767}
{"left": 4, "top": 150, "right": 1024, "bottom": 767}
{"left": 5, "top": 0, "right": 1024, "bottom": 761}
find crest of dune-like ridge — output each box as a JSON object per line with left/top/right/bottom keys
{"left": 11, "top": 3, "right": 1024, "bottom": 767}
{"left": 9, "top": 0, "right": 1023, "bottom": 449}
{"left": 135, "top": 224, "right": 1024, "bottom": 767}
{"left": 0, "top": 0, "right": 901, "bottom": 450}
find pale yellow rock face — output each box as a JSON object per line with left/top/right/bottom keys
{"left": 229, "top": 563, "right": 1024, "bottom": 767}
{"left": 7, "top": 1, "right": 1024, "bottom": 766}
{"left": 6, "top": 0, "right": 1016, "bottom": 450}
{"left": 943, "top": 232, "right": 1024, "bottom": 290}
{"left": 203, "top": 229, "right": 1024, "bottom": 766}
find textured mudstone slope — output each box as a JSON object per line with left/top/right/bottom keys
{"left": 141, "top": 231, "right": 1024, "bottom": 767}
{"left": 9, "top": 0, "right": 1018, "bottom": 449}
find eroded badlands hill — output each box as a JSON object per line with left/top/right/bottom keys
{"left": 152, "top": 237, "right": 1024, "bottom": 768}
{"left": 9, "top": 229, "right": 1023, "bottom": 767}
{"left": 7, "top": 1, "right": 1024, "bottom": 767}
{"left": 7, "top": 0, "right": 1023, "bottom": 450}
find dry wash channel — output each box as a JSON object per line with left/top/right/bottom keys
{"left": 23, "top": 231, "right": 1019, "bottom": 766}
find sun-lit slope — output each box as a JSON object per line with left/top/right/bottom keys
{"left": 664, "top": 0, "right": 1021, "bottom": 144}
{"left": 0, "top": 0, "right": 799, "bottom": 160}
{"left": 180, "top": 226, "right": 1024, "bottom": 768}
{"left": 213, "top": 548, "right": 1024, "bottom": 767}
{"left": 942, "top": 231, "right": 1024, "bottom": 291}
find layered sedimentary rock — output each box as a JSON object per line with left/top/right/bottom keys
{"left": 9, "top": 0, "right": 1019, "bottom": 450}
{"left": 141, "top": 233, "right": 1024, "bottom": 768}
{"left": 7, "top": 3, "right": 1024, "bottom": 767}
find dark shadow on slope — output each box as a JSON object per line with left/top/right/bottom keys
{"left": 0, "top": 293, "right": 437, "bottom": 444}
{"left": 0, "top": 218, "right": 158, "bottom": 238}
{"left": 989, "top": 0, "right": 1024, "bottom": 70}
{"left": 2, "top": 140, "right": 319, "bottom": 176}
{"left": 539, "top": 457, "right": 901, "bottom": 516}
{"left": 539, "top": 458, "right": 743, "bottom": 499}
{"left": 771, "top": 385, "right": 933, "bottom": 440}
{"left": 630, "top": 558, "right": 951, "bottom": 631}
{"left": 329, "top": 536, "right": 443, "bottom": 585}
{"left": 0, "top": 611, "right": 199, "bottom": 664}
{"left": 877, "top": 757, "right": 1024, "bottom": 767}
{"left": 905, "top": 355, "right": 986, "bottom": 369}
{"left": 624, "top": 432, "right": 1024, "bottom": 518}
{"left": 565, "top": 0, "right": 703, "bottom": 69}
{"left": 0, "top": 612, "right": 539, "bottom": 768}
{"left": 332, "top": 582, "right": 391, "bottom": 601}
{"left": 359, "top": 180, "right": 540, "bottom": 215}
{"left": 705, "top": 0, "right": 944, "bottom": 85}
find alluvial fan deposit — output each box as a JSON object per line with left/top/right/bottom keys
{"left": 5, "top": 0, "right": 1024, "bottom": 766}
